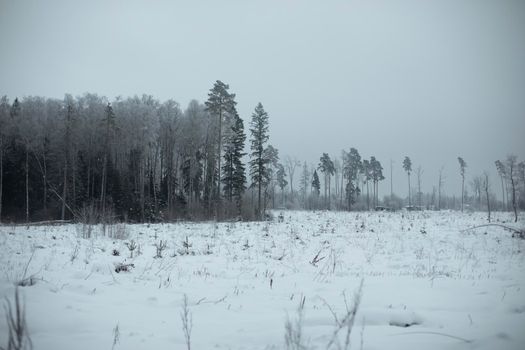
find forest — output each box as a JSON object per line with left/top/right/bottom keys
{"left": 1, "top": 80, "right": 524, "bottom": 223}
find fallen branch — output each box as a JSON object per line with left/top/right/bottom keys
{"left": 389, "top": 331, "right": 472, "bottom": 343}
{"left": 460, "top": 223, "right": 523, "bottom": 235}
{"left": 11, "top": 220, "right": 72, "bottom": 227}
{"left": 195, "top": 295, "right": 228, "bottom": 305}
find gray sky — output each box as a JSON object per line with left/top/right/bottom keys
{"left": 1, "top": 0, "right": 524, "bottom": 198}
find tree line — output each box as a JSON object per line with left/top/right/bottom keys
{"left": 0, "top": 81, "right": 282, "bottom": 223}
{"left": 1, "top": 81, "right": 524, "bottom": 223}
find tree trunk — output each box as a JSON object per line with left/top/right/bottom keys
{"left": 258, "top": 178, "right": 262, "bottom": 219}
{"left": 340, "top": 170, "right": 344, "bottom": 208}
{"left": 408, "top": 174, "right": 411, "bottom": 207}
{"left": 25, "top": 147, "right": 29, "bottom": 223}
{"left": 510, "top": 169, "right": 517, "bottom": 223}
{"left": 43, "top": 153, "right": 47, "bottom": 212}
{"left": 100, "top": 153, "right": 107, "bottom": 218}
{"left": 366, "top": 180, "right": 369, "bottom": 211}
{"left": 500, "top": 175, "right": 505, "bottom": 211}
{"left": 461, "top": 175, "right": 464, "bottom": 212}
{"left": 328, "top": 176, "right": 331, "bottom": 210}
{"left": 485, "top": 177, "right": 491, "bottom": 223}
{"left": 62, "top": 158, "right": 67, "bottom": 220}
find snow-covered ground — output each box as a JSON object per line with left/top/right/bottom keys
{"left": 1, "top": 210, "right": 524, "bottom": 350}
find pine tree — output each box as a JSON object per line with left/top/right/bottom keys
{"left": 311, "top": 170, "right": 321, "bottom": 197}
{"left": 370, "top": 157, "right": 384, "bottom": 208}
{"left": 403, "top": 156, "right": 412, "bottom": 207}
{"left": 205, "top": 81, "right": 237, "bottom": 209}
{"left": 222, "top": 113, "right": 246, "bottom": 216}
{"left": 361, "top": 159, "right": 371, "bottom": 210}
{"left": 249, "top": 103, "right": 270, "bottom": 219}
{"left": 343, "top": 148, "right": 362, "bottom": 210}
{"left": 318, "top": 153, "right": 335, "bottom": 209}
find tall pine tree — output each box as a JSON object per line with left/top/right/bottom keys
{"left": 343, "top": 148, "right": 362, "bottom": 210}
{"left": 205, "top": 81, "right": 237, "bottom": 211}
{"left": 403, "top": 156, "right": 412, "bottom": 207}
{"left": 318, "top": 153, "right": 335, "bottom": 209}
{"left": 249, "top": 103, "right": 270, "bottom": 219}
{"left": 222, "top": 113, "right": 246, "bottom": 216}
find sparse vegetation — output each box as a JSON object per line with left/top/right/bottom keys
{"left": 1, "top": 287, "right": 32, "bottom": 350}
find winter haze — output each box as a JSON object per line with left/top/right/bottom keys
{"left": 1, "top": 0, "right": 524, "bottom": 196}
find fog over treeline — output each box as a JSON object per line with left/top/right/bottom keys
{"left": 1, "top": 82, "right": 524, "bottom": 223}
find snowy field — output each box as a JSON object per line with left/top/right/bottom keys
{"left": 1, "top": 210, "right": 524, "bottom": 350}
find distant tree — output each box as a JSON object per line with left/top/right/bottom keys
{"left": 403, "top": 156, "right": 412, "bottom": 207}
{"left": 100, "top": 102, "right": 116, "bottom": 219}
{"left": 438, "top": 166, "right": 445, "bottom": 210}
{"left": 482, "top": 171, "right": 491, "bottom": 222}
{"left": 495, "top": 160, "right": 507, "bottom": 210}
{"left": 205, "top": 80, "right": 237, "bottom": 209}
{"left": 458, "top": 157, "right": 467, "bottom": 212}
{"left": 0, "top": 96, "right": 9, "bottom": 222}
{"left": 361, "top": 159, "right": 371, "bottom": 210}
{"left": 262, "top": 145, "right": 280, "bottom": 211}
{"left": 471, "top": 175, "right": 482, "bottom": 209}
{"left": 370, "top": 157, "right": 384, "bottom": 208}
{"left": 61, "top": 101, "right": 74, "bottom": 220}
{"left": 249, "top": 103, "right": 270, "bottom": 219}
{"left": 10, "top": 98, "right": 31, "bottom": 223}
{"left": 299, "top": 161, "right": 311, "bottom": 207}
{"left": 343, "top": 148, "right": 362, "bottom": 210}
{"left": 416, "top": 166, "right": 423, "bottom": 208}
{"left": 318, "top": 153, "right": 335, "bottom": 209}
{"left": 519, "top": 161, "right": 525, "bottom": 210}
{"left": 284, "top": 156, "right": 300, "bottom": 198}
{"left": 507, "top": 155, "right": 518, "bottom": 222}
{"left": 311, "top": 170, "right": 321, "bottom": 198}
{"left": 276, "top": 163, "right": 288, "bottom": 207}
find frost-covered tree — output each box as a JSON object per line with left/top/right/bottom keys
{"left": 438, "top": 166, "right": 446, "bottom": 210}
{"left": 403, "top": 156, "right": 412, "bottom": 207}
{"left": 276, "top": 163, "right": 288, "bottom": 207}
{"left": 249, "top": 103, "right": 270, "bottom": 219}
{"left": 299, "top": 161, "right": 311, "bottom": 208}
{"left": 284, "top": 156, "right": 300, "bottom": 198}
{"left": 263, "top": 145, "right": 280, "bottom": 211}
{"left": 416, "top": 165, "right": 423, "bottom": 208}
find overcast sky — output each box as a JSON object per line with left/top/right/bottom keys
{"left": 1, "top": 0, "right": 524, "bottom": 198}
